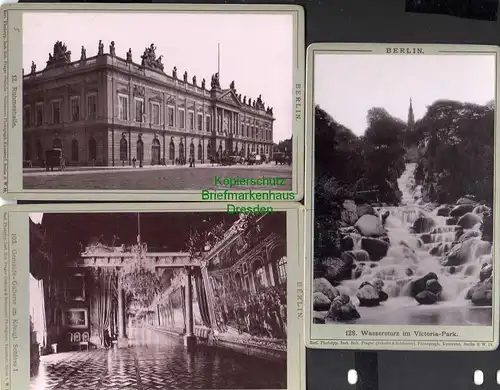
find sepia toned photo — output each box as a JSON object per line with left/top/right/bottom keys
{"left": 1, "top": 4, "right": 304, "bottom": 201}
{"left": 305, "top": 44, "right": 499, "bottom": 350}
{"left": 18, "top": 204, "right": 301, "bottom": 390}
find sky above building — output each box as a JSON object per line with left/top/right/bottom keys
{"left": 314, "top": 53, "right": 496, "bottom": 136}
{"left": 23, "top": 12, "right": 294, "bottom": 142}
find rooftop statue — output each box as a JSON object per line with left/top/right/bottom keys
{"left": 141, "top": 44, "right": 164, "bottom": 72}
{"left": 97, "top": 40, "right": 104, "bottom": 56}
{"left": 80, "top": 46, "right": 86, "bottom": 61}
{"left": 211, "top": 72, "right": 220, "bottom": 89}
{"left": 109, "top": 41, "right": 116, "bottom": 57}
{"left": 46, "top": 40, "right": 71, "bottom": 67}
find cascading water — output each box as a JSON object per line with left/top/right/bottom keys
{"left": 338, "top": 163, "right": 493, "bottom": 325}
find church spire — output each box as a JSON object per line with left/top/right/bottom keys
{"left": 407, "top": 98, "right": 415, "bottom": 129}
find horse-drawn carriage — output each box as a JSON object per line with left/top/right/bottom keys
{"left": 45, "top": 148, "right": 66, "bottom": 171}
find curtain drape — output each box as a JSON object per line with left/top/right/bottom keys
{"left": 91, "top": 269, "right": 117, "bottom": 346}
{"left": 193, "top": 268, "right": 211, "bottom": 327}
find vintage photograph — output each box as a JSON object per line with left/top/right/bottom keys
{"left": 28, "top": 210, "right": 288, "bottom": 389}
{"left": 311, "top": 48, "right": 496, "bottom": 328}
{"left": 20, "top": 9, "right": 296, "bottom": 193}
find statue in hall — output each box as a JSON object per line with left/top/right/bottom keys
{"left": 97, "top": 40, "right": 104, "bottom": 56}
{"left": 80, "top": 46, "right": 86, "bottom": 60}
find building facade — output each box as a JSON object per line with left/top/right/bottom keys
{"left": 23, "top": 41, "right": 276, "bottom": 166}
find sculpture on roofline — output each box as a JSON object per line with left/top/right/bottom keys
{"left": 97, "top": 40, "right": 104, "bottom": 56}
{"left": 109, "top": 41, "right": 116, "bottom": 57}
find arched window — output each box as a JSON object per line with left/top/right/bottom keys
{"left": 277, "top": 257, "right": 287, "bottom": 284}
{"left": 88, "top": 137, "right": 97, "bottom": 161}
{"left": 197, "top": 143, "right": 202, "bottom": 161}
{"left": 71, "top": 139, "right": 79, "bottom": 162}
{"left": 151, "top": 138, "right": 161, "bottom": 165}
{"left": 255, "top": 267, "right": 265, "bottom": 289}
{"left": 234, "top": 272, "right": 242, "bottom": 290}
{"left": 120, "top": 137, "right": 128, "bottom": 161}
{"left": 136, "top": 139, "right": 144, "bottom": 162}
{"left": 169, "top": 140, "right": 175, "bottom": 160}
{"left": 53, "top": 138, "right": 62, "bottom": 149}
{"left": 252, "top": 259, "right": 266, "bottom": 291}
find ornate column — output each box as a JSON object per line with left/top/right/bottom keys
{"left": 117, "top": 275, "right": 128, "bottom": 348}
{"left": 184, "top": 266, "right": 197, "bottom": 348}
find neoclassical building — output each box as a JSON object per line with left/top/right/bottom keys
{"left": 23, "top": 40, "right": 276, "bottom": 166}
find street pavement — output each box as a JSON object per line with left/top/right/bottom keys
{"left": 23, "top": 164, "right": 293, "bottom": 191}
{"left": 30, "top": 327, "right": 286, "bottom": 390}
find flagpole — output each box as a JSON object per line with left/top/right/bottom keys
{"left": 217, "top": 43, "right": 220, "bottom": 76}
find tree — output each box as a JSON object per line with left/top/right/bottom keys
{"left": 363, "top": 107, "right": 407, "bottom": 189}
{"left": 414, "top": 99, "right": 494, "bottom": 203}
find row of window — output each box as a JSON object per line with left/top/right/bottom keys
{"left": 24, "top": 93, "right": 272, "bottom": 142}
{"left": 118, "top": 94, "right": 272, "bottom": 141}
{"left": 219, "top": 256, "right": 287, "bottom": 294}
{"left": 24, "top": 94, "right": 97, "bottom": 127}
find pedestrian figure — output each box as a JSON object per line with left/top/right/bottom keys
{"left": 132, "top": 157, "right": 137, "bottom": 168}
{"left": 60, "top": 156, "right": 66, "bottom": 171}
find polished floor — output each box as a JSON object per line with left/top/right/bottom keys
{"left": 30, "top": 327, "right": 287, "bottom": 390}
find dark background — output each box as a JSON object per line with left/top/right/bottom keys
{"left": 19, "top": 0, "right": 500, "bottom": 388}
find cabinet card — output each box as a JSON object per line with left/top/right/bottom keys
{"left": 304, "top": 43, "right": 499, "bottom": 351}
{"left": 1, "top": 202, "right": 304, "bottom": 390}
{"left": 1, "top": 3, "right": 304, "bottom": 202}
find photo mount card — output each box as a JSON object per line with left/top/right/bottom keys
{"left": 0, "top": 3, "right": 305, "bottom": 202}
{"left": 303, "top": 43, "right": 500, "bottom": 351}
{"left": 0, "top": 202, "right": 304, "bottom": 390}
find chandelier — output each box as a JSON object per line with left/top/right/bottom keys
{"left": 119, "top": 213, "right": 161, "bottom": 308}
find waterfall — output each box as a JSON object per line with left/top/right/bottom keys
{"left": 343, "top": 163, "right": 492, "bottom": 308}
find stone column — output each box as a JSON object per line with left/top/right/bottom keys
{"left": 184, "top": 267, "right": 197, "bottom": 349}
{"left": 117, "top": 275, "right": 128, "bottom": 348}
